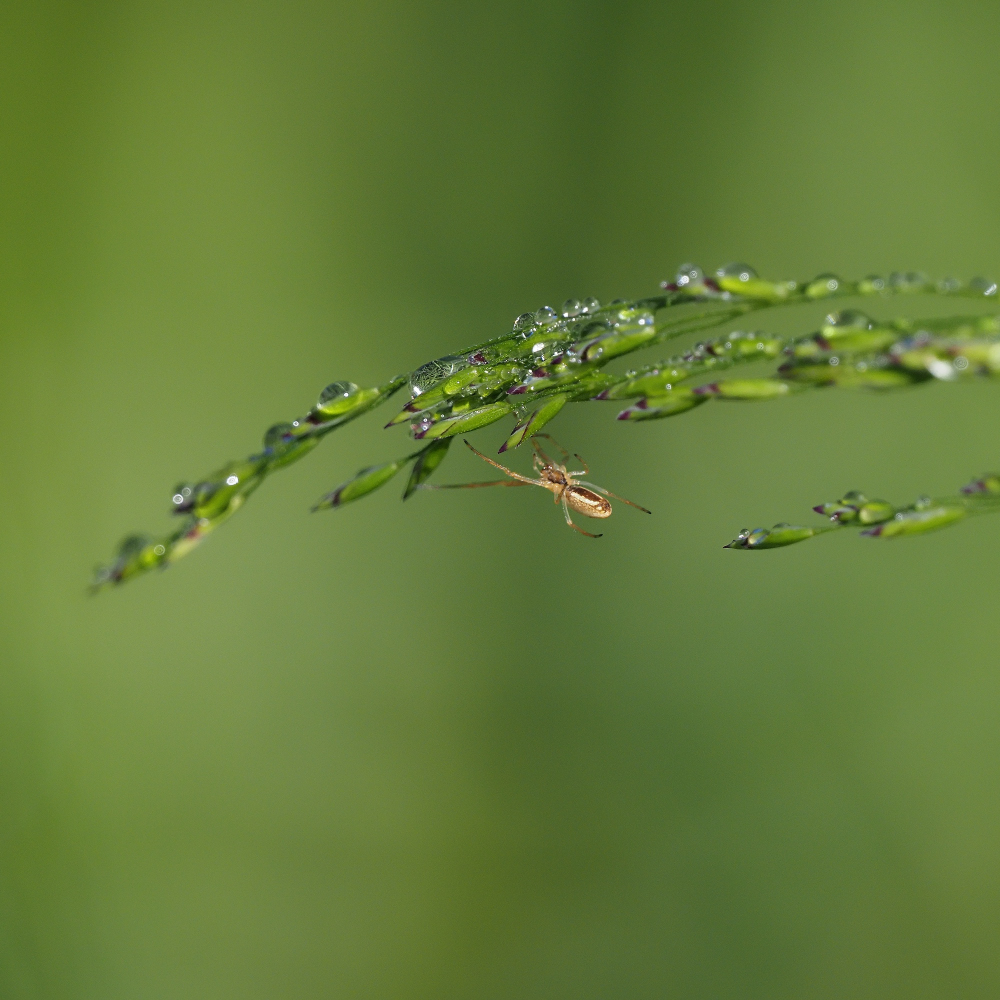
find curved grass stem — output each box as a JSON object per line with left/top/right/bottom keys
{"left": 93, "top": 265, "right": 1000, "bottom": 588}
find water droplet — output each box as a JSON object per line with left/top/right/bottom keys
{"left": 889, "top": 271, "right": 928, "bottom": 290}
{"left": 534, "top": 306, "right": 558, "bottom": 325}
{"left": 864, "top": 274, "right": 886, "bottom": 291}
{"left": 971, "top": 276, "right": 998, "bottom": 296}
{"left": 318, "top": 381, "right": 359, "bottom": 406}
{"left": 925, "top": 357, "right": 956, "bottom": 380}
{"left": 171, "top": 484, "right": 195, "bottom": 510}
{"left": 581, "top": 297, "right": 600, "bottom": 313}
{"left": 823, "top": 309, "right": 871, "bottom": 331}
{"left": 954, "top": 355, "right": 969, "bottom": 370}
{"left": 561, "top": 298, "right": 581, "bottom": 318}
{"left": 674, "top": 263, "right": 704, "bottom": 287}
{"left": 512, "top": 312, "right": 535, "bottom": 334}
{"left": 938, "top": 277, "right": 962, "bottom": 292}
{"left": 263, "top": 423, "right": 294, "bottom": 448}
{"left": 409, "top": 355, "right": 467, "bottom": 395}
{"left": 829, "top": 356, "right": 840, "bottom": 366}
{"left": 225, "top": 475, "right": 239, "bottom": 486}
{"left": 153, "top": 544, "right": 166, "bottom": 556}
{"left": 117, "top": 534, "right": 150, "bottom": 558}
{"left": 716, "top": 262, "right": 758, "bottom": 282}
{"left": 812, "top": 273, "right": 841, "bottom": 292}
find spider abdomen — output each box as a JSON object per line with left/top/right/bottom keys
{"left": 565, "top": 486, "right": 612, "bottom": 519}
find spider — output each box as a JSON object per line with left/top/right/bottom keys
{"left": 420, "top": 434, "right": 650, "bottom": 537}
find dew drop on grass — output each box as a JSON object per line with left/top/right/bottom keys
{"left": 263, "top": 423, "right": 294, "bottom": 448}
{"left": 812, "top": 273, "right": 841, "bottom": 292}
{"left": 716, "top": 262, "right": 758, "bottom": 282}
{"left": 889, "top": 271, "right": 928, "bottom": 291}
{"left": 117, "top": 534, "right": 151, "bottom": 558}
{"left": 824, "top": 309, "right": 872, "bottom": 332}
{"left": 172, "top": 484, "right": 194, "bottom": 508}
{"left": 318, "top": 381, "right": 359, "bottom": 406}
{"left": 512, "top": 312, "right": 535, "bottom": 335}
{"left": 409, "top": 355, "right": 466, "bottom": 395}
{"left": 970, "top": 276, "right": 998, "bottom": 296}
{"left": 674, "top": 263, "right": 703, "bottom": 287}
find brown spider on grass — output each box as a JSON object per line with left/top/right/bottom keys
{"left": 420, "top": 434, "right": 651, "bottom": 537}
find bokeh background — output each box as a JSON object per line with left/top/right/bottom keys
{"left": 4, "top": 1, "right": 1000, "bottom": 996}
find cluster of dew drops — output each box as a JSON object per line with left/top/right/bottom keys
{"left": 668, "top": 261, "right": 999, "bottom": 297}
{"left": 405, "top": 264, "right": 775, "bottom": 399}
{"left": 407, "top": 296, "right": 608, "bottom": 397}
{"left": 405, "top": 262, "right": 1000, "bottom": 399}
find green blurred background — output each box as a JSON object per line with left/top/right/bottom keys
{"left": 5, "top": 1, "right": 1000, "bottom": 996}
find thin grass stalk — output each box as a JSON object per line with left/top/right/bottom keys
{"left": 93, "top": 264, "right": 1000, "bottom": 589}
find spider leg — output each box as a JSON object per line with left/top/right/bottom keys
{"left": 532, "top": 433, "right": 571, "bottom": 462}
{"left": 530, "top": 436, "right": 555, "bottom": 468}
{"left": 576, "top": 480, "right": 651, "bottom": 514}
{"left": 562, "top": 491, "right": 602, "bottom": 537}
{"left": 572, "top": 452, "right": 590, "bottom": 475}
{"left": 462, "top": 440, "right": 543, "bottom": 485}
{"left": 418, "top": 480, "right": 532, "bottom": 490}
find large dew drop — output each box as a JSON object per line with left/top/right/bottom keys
{"left": 823, "top": 309, "right": 872, "bottom": 333}
{"left": 263, "top": 423, "right": 294, "bottom": 449}
{"left": 512, "top": 312, "right": 535, "bottom": 335}
{"left": 409, "top": 355, "right": 467, "bottom": 396}
{"left": 809, "top": 272, "right": 842, "bottom": 294}
{"left": 674, "top": 263, "right": 704, "bottom": 287}
{"left": 716, "top": 262, "right": 757, "bottom": 282}
{"left": 318, "top": 381, "right": 359, "bottom": 407}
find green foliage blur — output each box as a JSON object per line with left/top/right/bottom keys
{"left": 5, "top": 1, "right": 1000, "bottom": 996}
